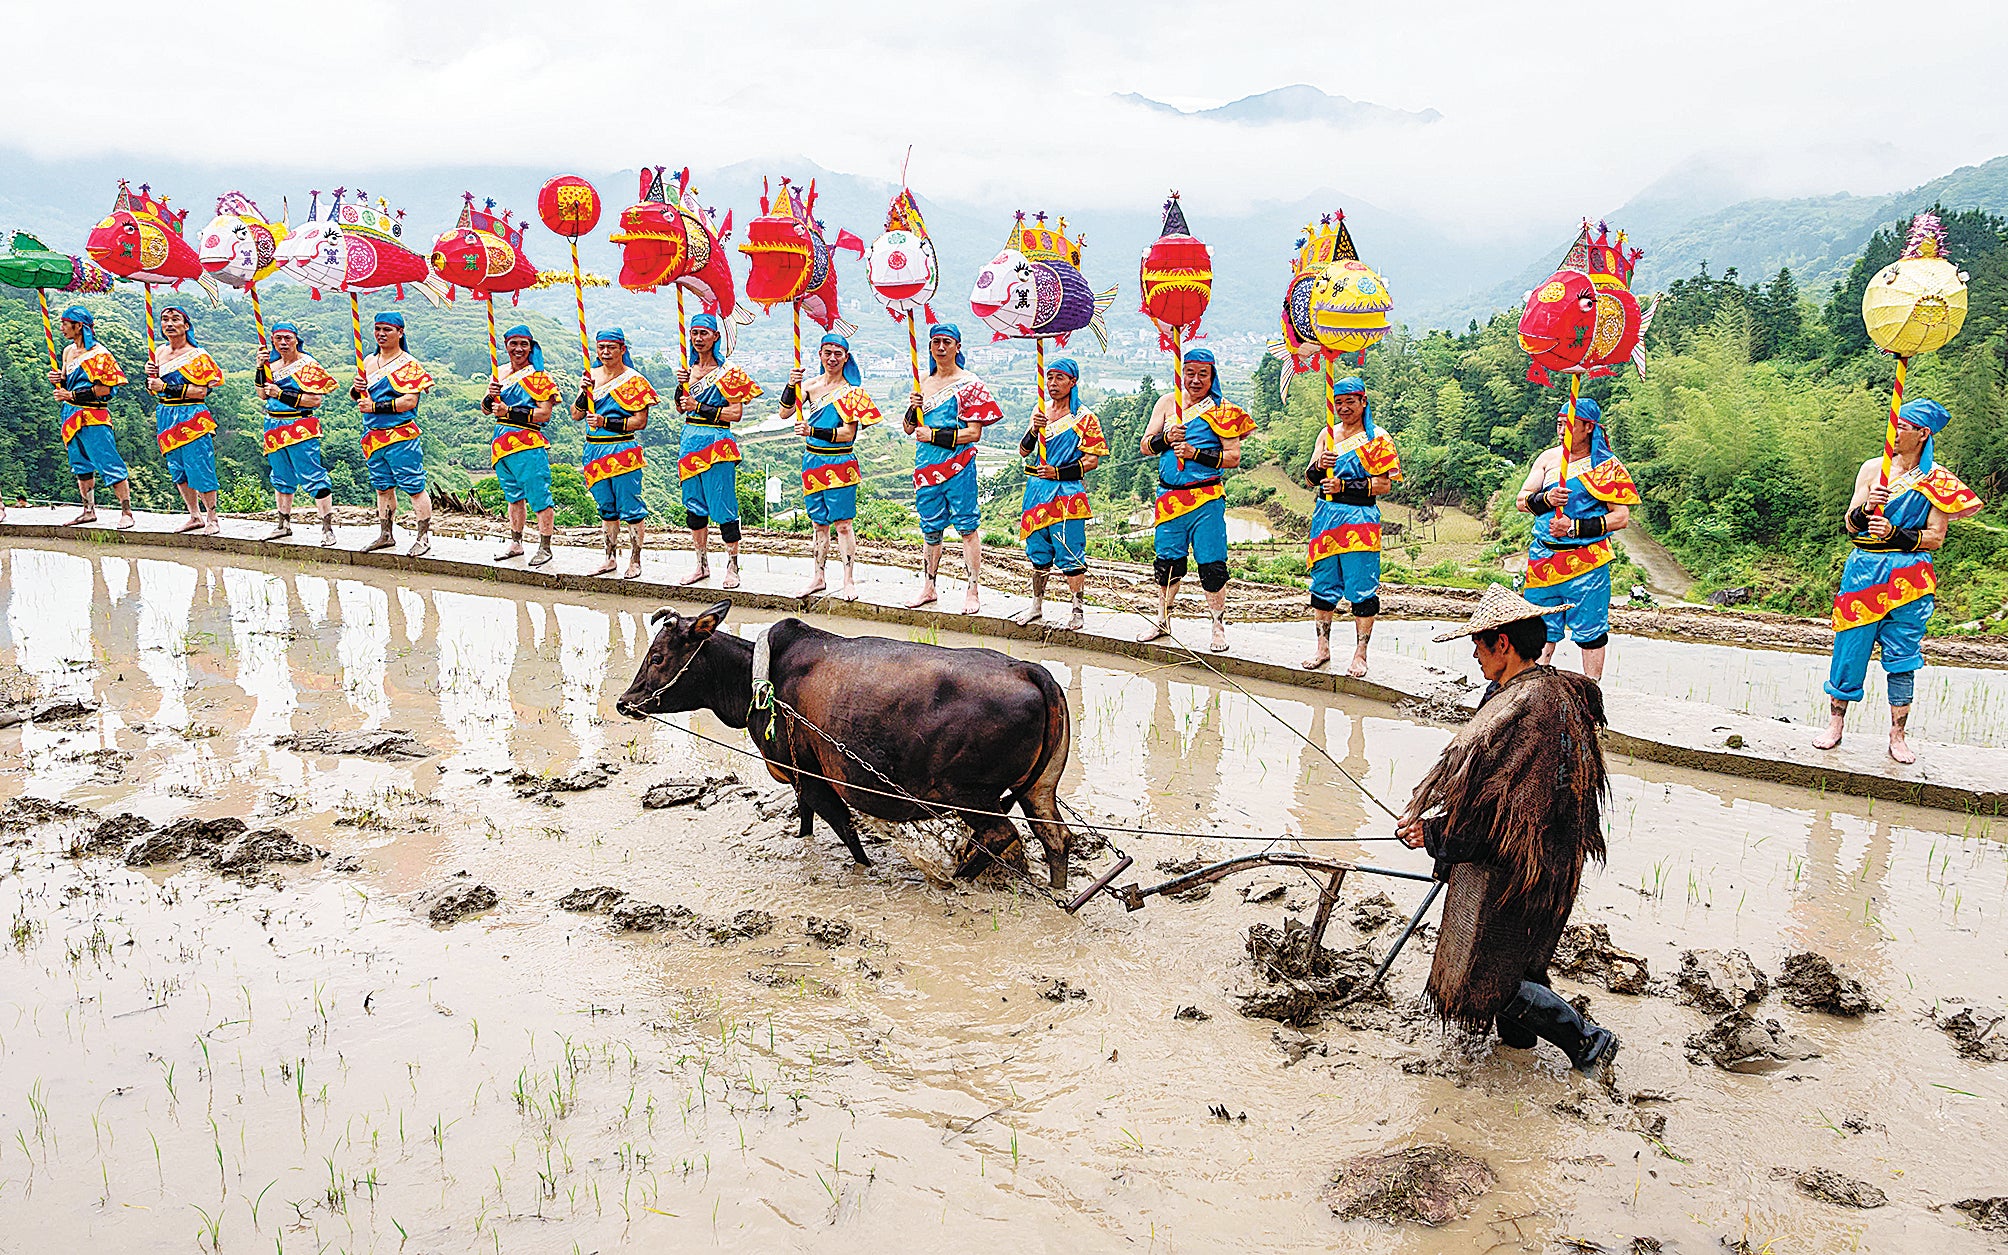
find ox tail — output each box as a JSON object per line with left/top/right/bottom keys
{"left": 1008, "top": 662, "right": 1075, "bottom": 891}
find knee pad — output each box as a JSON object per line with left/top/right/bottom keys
{"left": 1029, "top": 562, "right": 1054, "bottom": 574}
{"left": 1351, "top": 595, "right": 1382, "bottom": 619}
{"left": 1059, "top": 564, "right": 1087, "bottom": 579}
{"left": 1197, "top": 561, "right": 1229, "bottom": 593}
{"left": 1309, "top": 593, "right": 1339, "bottom": 613}
{"left": 312, "top": 487, "right": 333, "bottom": 501}
{"left": 1578, "top": 632, "right": 1609, "bottom": 651}
{"left": 718, "top": 520, "right": 741, "bottom": 544}
{"left": 684, "top": 509, "right": 709, "bottom": 531}
{"left": 1152, "top": 556, "right": 1187, "bottom": 588}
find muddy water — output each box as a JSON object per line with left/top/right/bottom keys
{"left": 2, "top": 539, "right": 2005, "bottom": 1253}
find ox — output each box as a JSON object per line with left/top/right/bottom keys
{"left": 617, "top": 602, "right": 1076, "bottom": 888}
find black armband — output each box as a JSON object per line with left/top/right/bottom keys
{"left": 159, "top": 383, "right": 186, "bottom": 402}
{"left": 1888, "top": 526, "right": 1922, "bottom": 552}
{"left": 904, "top": 402, "right": 921, "bottom": 424}
{"left": 809, "top": 425, "right": 840, "bottom": 443}
{"left": 1054, "top": 460, "right": 1084, "bottom": 482}
{"left": 574, "top": 386, "right": 591, "bottom": 412}
{"left": 1190, "top": 447, "right": 1222, "bottom": 469}
{"left": 603, "top": 412, "right": 626, "bottom": 434}
{"left": 1306, "top": 465, "right": 1328, "bottom": 486}
{"left": 1334, "top": 478, "right": 1376, "bottom": 507}
{"left": 1571, "top": 515, "right": 1607, "bottom": 539}
{"left": 779, "top": 383, "right": 799, "bottom": 408}
{"left": 1020, "top": 429, "right": 1039, "bottom": 455}
{"left": 68, "top": 383, "right": 101, "bottom": 403}
{"left": 254, "top": 362, "right": 268, "bottom": 386}
{"left": 277, "top": 383, "right": 304, "bottom": 408}
{"left": 931, "top": 427, "right": 959, "bottom": 450}
{"left": 1148, "top": 431, "right": 1173, "bottom": 454}
{"left": 507, "top": 404, "right": 533, "bottom": 423}
{"left": 372, "top": 400, "right": 397, "bottom": 416}
{"left": 349, "top": 384, "right": 364, "bottom": 400}
{"left": 1846, "top": 505, "right": 1872, "bottom": 533}
{"left": 697, "top": 402, "right": 723, "bottom": 421}
{"left": 479, "top": 392, "right": 494, "bottom": 414}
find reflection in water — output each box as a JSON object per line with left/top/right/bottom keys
{"left": 223, "top": 568, "right": 298, "bottom": 738}
{"left": 397, "top": 587, "right": 426, "bottom": 644}
{"left": 556, "top": 603, "right": 612, "bottom": 759}
{"left": 296, "top": 574, "right": 331, "bottom": 626}
{"left": 433, "top": 589, "right": 518, "bottom": 762}
{"left": 527, "top": 600, "right": 547, "bottom": 651}
{"left": 136, "top": 558, "right": 199, "bottom": 731}
{"left": 101, "top": 556, "right": 131, "bottom": 605}
{"left": 8, "top": 548, "right": 96, "bottom": 698}
{"left": 336, "top": 581, "right": 393, "bottom": 727}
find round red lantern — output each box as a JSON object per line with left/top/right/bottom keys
{"left": 538, "top": 175, "right": 602, "bottom": 239}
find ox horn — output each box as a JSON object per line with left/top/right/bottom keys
{"left": 647, "top": 606, "right": 675, "bottom": 629}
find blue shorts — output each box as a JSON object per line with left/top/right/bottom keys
{"left": 1025, "top": 518, "right": 1088, "bottom": 574}
{"left": 65, "top": 422, "right": 129, "bottom": 485}
{"left": 268, "top": 440, "right": 332, "bottom": 498}
{"left": 1310, "top": 550, "right": 1380, "bottom": 612}
{"left": 592, "top": 468, "right": 648, "bottom": 523}
{"left": 495, "top": 446, "right": 554, "bottom": 514}
{"left": 681, "top": 461, "right": 739, "bottom": 526}
{"left": 366, "top": 438, "right": 427, "bottom": 495}
{"left": 1525, "top": 564, "right": 1611, "bottom": 644}
{"left": 803, "top": 450, "right": 858, "bottom": 526}
{"left": 1154, "top": 495, "right": 1227, "bottom": 565}
{"left": 917, "top": 462, "right": 980, "bottom": 543}
{"left": 1826, "top": 596, "right": 1930, "bottom": 703}
{"left": 164, "top": 435, "right": 219, "bottom": 494}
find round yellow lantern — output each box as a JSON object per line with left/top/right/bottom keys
{"left": 1861, "top": 215, "right": 1968, "bottom": 357}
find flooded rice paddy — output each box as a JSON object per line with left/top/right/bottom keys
{"left": 1, "top": 539, "right": 2005, "bottom": 1252}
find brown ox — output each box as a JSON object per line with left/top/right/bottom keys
{"left": 616, "top": 602, "right": 1076, "bottom": 888}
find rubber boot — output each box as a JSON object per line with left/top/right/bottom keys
{"left": 496, "top": 529, "right": 523, "bottom": 561}
{"left": 528, "top": 535, "right": 554, "bottom": 568}
{"left": 407, "top": 518, "right": 432, "bottom": 558}
{"left": 362, "top": 510, "right": 396, "bottom": 553}
{"left": 1496, "top": 981, "right": 1617, "bottom": 1073}
{"left": 265, "top": 512, "right": 292, "bottom": 541}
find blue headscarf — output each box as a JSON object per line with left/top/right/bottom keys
{"left": 1898, "top": 397, "right": 1950, "bottom": 473}
{"left": 60, "top": 305, "right": 96, "bottom": 351}
{"left": 373, "top": 310, "right": 406, "bottom": 352}
{"left": 267, "top": 320, "right": 304, "bottom": 363}
{"left": 927, "top": 322, "right": 964, "bottom": 374}
{"left": 1046, "top": 357, "right": 1079, "bottom": 416}
{"left": 596, "top": 327, "right": 634, "bottom": 370}
{"left": 818, "top": 332, "right": 861, "bottom": 386}
{"left": 1558, "top": 394, "right": 1614, "bottom": 465}
{"left": 1330, "top": 374, "right": 1372, "bottom": 438}
{"left": 1181, "top": 346, "right": 1221, "bottom": 403}
{"left": 689, "top": 312, "right": 721, "bottom": 365}
{"left": 159, "top": 300, "right": 200, "bottom": 348}
{"left": 502, "top": 324, "right": 545, "bottom": 372}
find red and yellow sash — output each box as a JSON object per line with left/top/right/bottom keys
{"left": 1525, "top": 537, "right": 1614, "bottom": 589}
{"left": 1833, "top": 559, "right": 1936, "bottom": 631}
{"left": 264, "top": 415, "right": 321, "bottom": 454}
{"left": 1908, "top": 467, "right": 1985, "bottom": 520}
{"left": 803, "top": 459, "right": 860, "bottom": 496}
{"left": 585, "top": 443, "right": 644, "bottom": 486}
{"left": 1575, "top": 456, "right": 1640, "bottom": 505}
{"left": 678, "top": 434, "right": 740, "bottom": 480}
{"left": 690, "top": 362, "right": 762, "bottom": 405}
{"left": 157, "top": 411, "right": 217, "bottom": 455}
{"left": 61, "top": 408, "right": 112, "bottom": 444}
{"left": 1155, "top": 480, "right": 1224, "bottom": 525}
{"left": 154, "top": 345, "right": 223, "bottom": 388}
{"left": 1021, "top": 491, "right": 1091, "bottom": 539}
{"left": 1308, "top": 521, "right": 1382, "bottom": 562}
{"left": 914, "top": 446, "right": 975, "bottom": 489}
{"left": 361, "top": 421, "right": 421, "bottom": 458}
{"left": 491, "top": 427, "right": 549, "bottom": 465}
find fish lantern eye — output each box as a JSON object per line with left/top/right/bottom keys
{"left": 978, "top": 269, "right": 994, "bottom": 287}
{"left": 887, "top": 250, "right": 907, "bottom": 270}
{"left": 1577, "top": 293, "right": 1594, "bottom": 312}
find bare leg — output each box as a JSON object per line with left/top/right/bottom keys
{"left": 800, "top": 524, "right": 830, "bottom": 597}
{"left": 1888, "top": 704, "right": 1917, "bottom": 764}
{"left": 528, "top": 506, "right": 555, "bottom": 567}
{"left": 680, "top": 525, "right": 710, "bottom": 584}
{"left": 112, "top": 479, "right": 134, "bottom": 528}
{"left": 1137, "top": 581, "right": 1174, "bottom": 642}
{"left": 1538, "top": 641, "right": 1558, "bottom": 666}
{"left": 836, "top": 521, "right": 858, "bottom": 599}
{"left": 1205, "top": 587, "right": 1229, "bottom": 652}
{"left": 1065, "top": 571, "right": 1087, "bottom": 630}
{"left": 199, "top": 489, "right": 220, "bottom": 534}
{"left": 1348, "top": 613, "right": 1375, "bottom": 678}
{"left": 66, "top": 475, "right": 97, "bottom": 525}
{"left": 497, "top": 500, "right": 527, "bottom": 560}
{"left": 960, "top": 532, "right": 982, "bottom": 615}
{"left": 624, "top": 521, "right": 645, "bottom": 579}
{"left": 721, "top": 539, "right": 741, "bottom": 589}
{"left": 1011, "top": 568, "right": 1049, "bottom": 625}
{"left": 1813, "top": 697, "right": 1846, "bottom": 750}
{"left": 1579, "top": 643, "right": 1607, "bottom": 683}
{"left": 1303, "top": 610, "right": 1333, "bottom": 670}
{"left": 592, "top": 520, "right": 619, "bottom": 575}
{"left": 406, "top": 490, "right": 433, "bottom": 557}
{"left": 906, "top": 542, "right": 941, "bottom": 608}
{"left": 267, "top": 490, "right": 295, "bottom": 540}
{"left": 176, "top": 482, "right": 204, "bottom": 531}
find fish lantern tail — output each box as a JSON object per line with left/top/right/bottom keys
{"left": 835, "top": 229, "right": 867, "bottom": 257}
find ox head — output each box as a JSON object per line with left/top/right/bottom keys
{"left": 969, "top": 248, "right": 1037, "bottom": 338}
{"left": 617, "top": 600, "right": 732, "bottom": 719}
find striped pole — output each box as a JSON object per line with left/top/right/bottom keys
{"left": 1558, "top": 372, "right": 1581, "bottom": 495}
{"left": 1034, "top": 336, "right": 1048, "bottom": 463}
{"left": 676, "top": 286, "right": 688, "bottom": 368}
{"left": 906, "top": 314, "right": 920, "bottom": 390}
{"left": 142, "top": 284, "right": 157, "bottom": 356}
{"left": 791, "top": 302, "right": 802, "bottom": 373}
{"left": 1873, "top": 355, "right": 1907, "bottom": 515}
{"left": 247, "top": 282, "right": 267, "bottom": 346}
{"left": 36, "top": 290, "right": 58, "bottom": 371}
{"left": 1322, "top": 353, "right": 1337, "bottom": 449}
{"left": 348, "top": 291, "right": 365, "bottom": 373}
{"left": 569, "top": 238, "right": 590, "bottom": 375}
{"left": 485, "top": 294, "right": 499, "bottom": 374}
{"left": 1171, "top": 326, "right": 1188, "bottom": 470}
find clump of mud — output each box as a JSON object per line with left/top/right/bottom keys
{"left": 557, "top": 886, "right": 627, "bottom": 913}
{"left": 1777, "top": 953, "right": 1881, "bottom": 1017}
{"left": 0, "top": 796, "right": 94, "bottom": 832}
{"left": 641, "top": 775, "right": 737, "bottom": 810}
{"left": 1155, "top": 856, "right": 1213, "bottom": 903}
{"left": 275, "top": 729, "right": 429, "bottom": 760}
{"left": 1039, "top": 978, "right": 1088, "bottom": 1002}
{"left": 423, "top": 880, "right": 498, "bottom": 925}
{"left": 609, "top": 902, "right": 694, "bottom": 933}
{"left": 1685, "top": 1012, "right": 1820, "bottom": 1072}
{"left": 1676, "top": 949, "right": 1769, "bottom": 1015}
{"left": 1233, "top": 919, "right": 1384, "bottom": 1027}
{"left": 1954, "top": 1197, "right": 2008, "bottom": 1230}
{"left": 1553, "top": 924, "right": 1652, "bottom": 995}
{"left": 803, "top": 916, "right": 853, "bottom": 947}
{"left": 512, "top": 763, "right": 618, "bottom": 802}
{"left": 706, "top": 909, "right": 775, "bottom": 943}
{"left": 1322, "top": 1145, "right": 1497, "bottom": 1226}
{"left": 1348, "top": 893, "right": 1404, "bottom": 932}
{"left": 1933, "top": 1004, "right": 2008, "bottom": 1061}
{"left": 1794, "top": 1167, "right": 1887, "bottom": 1208}
{"left": 0, "top": 697, "right": 97, "bottom": 729}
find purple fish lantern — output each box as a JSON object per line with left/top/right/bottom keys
{"left": 968, "top": 211, "right": 1117, "bottom": 350}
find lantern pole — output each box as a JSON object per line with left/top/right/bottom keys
{"left": 1873, "top": 355, "right": 1907, "bottom": 515}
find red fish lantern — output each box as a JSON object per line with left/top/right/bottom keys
{"left": 537, "top": 175, "right": 602, "bottom": 239}
{"left": 1518, "top": 220, "right": 1655, "bottom": 384}
{"left": 86, "top": 180, "right": 207, "bottom": 289}
{"left": 609, "top": 167, "right": 691, "bottom": 292}
{"left": 1138, "top": 192, "right": 1212, "bottom": 353}
{"left": 740, "top": 176, "right": 866, "bottom": 333}
{"left": 429, "top": 194, "right": 537, "bottom": 300}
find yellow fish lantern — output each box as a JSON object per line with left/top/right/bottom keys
{"left": 1310, "top": 255, "right": 1394, "bottom": 355}
{"left": 1862, "top": 212, "right": 1968, "bottom": 357}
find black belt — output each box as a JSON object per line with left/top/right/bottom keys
{"left": 1159, "top": 477, "right": 1220, "bottom": 492}
{"left": 585, "top": 434, "right": 632, "bottom": 445}
{"left": 685, "top": 418, "right": 731, "bottom": 428}
{"left": 496, "top": 418, "right": 541, "bottom": 431}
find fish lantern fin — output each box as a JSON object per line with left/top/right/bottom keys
{"left": 309, "top": 287, "right": 323, "bottom": 301}
{"left": 395, "top": 285, "right": 406, "bottom": 300}
{"left": 992, "top": 331, "right": 1007, "bottom": 343}
{"left": 1526, "top": 364, "right": 1549, "bottom": 385}
{"left": 835, "top": 228, "right": 867, "bottom": 257}
{"left": 923, "top": 302, "right": 937, "bottom": 324}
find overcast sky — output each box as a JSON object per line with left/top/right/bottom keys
{"left": 10, "top": 0, "right": 2006, "bottom": 238}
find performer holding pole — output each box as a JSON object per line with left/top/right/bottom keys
{"left": 1135, "top": 347, "right": 1252, "bottom": 653}
{"left": 572, "top": 329, "right": 656, "bottom": 579}
{"left": 902, "top": 323, "right": 1002, "bottom": 614}
{"left": 257, "top": 322, "right": 338, "bottom": 546}
{"left": 46, "top": 305, "right": 135, "bottom": 529}
{"left": 146, "top": 300, "right": 224, "bottom": 535}
{"left": 1514, "top": 396, "right": 1638, "bottom": 682}
{"left": 1303, "top": 374, "right": 1400, "bottom": 675}
{"left": 348, "top": 311, "right": 437, "bottom": 557}
{"left": 484, "top": 325, "right": 560, "bottom": 568}
{"left": 780, "top": 332, "right": 881, "bottom": 599}
{"left": 1011, "top": 358, "right": 1106, "bottom": 630}
{"left": 673, "top": 313, "right": 761, "bottom": 588}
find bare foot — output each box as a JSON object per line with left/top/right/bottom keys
{"left": 1209, "top": 621, "right": 1229, "bottom": 653}
{"left": 1008, "top": 604, "right": 1043, "bottom": 626}
{"left": 1347, "top": 650, "right": 1369, "bottom": 678}
{"left": 178, "top": 516, "right": 204, "bottom": 533}
{"left": 622, "top": 558, "right": 643, "bottom": 580}
{"left": 797, "top": 575, "right": 827, "bottom": 598}
{"left": 1301, "top": 650, "right": 1331, "bottom": 671}
{"left": 495, "top": 541, "right": 524, "bottom": 562}
{"left": 526, "top": 542, "right": 553, "bottom": 567}
{"left": 961, "top": 589, "right": 981, "bottom": 615}
{"left": 116, "top": 509, "right": 135, "bottom": 530}
{"left": 721, "top": 561, "right": 741, "bottom": 590}
{"left": 677, "top": 565, "right": 710, "bottom": 586}
{"left": 905, "top": 586, "right": 938, "bottom": 610}
{"left": 201, "top": 515, "right": 221, "bottom": 536}
{"left": 1812, "top": 719, "right": 1844, "bottom": 751}
{"left": 1135, "top": 619, "right": 1168, "bottom": 643}
{"left": 592, "top": 552, "right": 619, "bottom": 576}
{"left": 64, "top": 509, "right": 96, "bottom": 526}
{"left": 1066, "top": 603, "right": 1084, "bottom": 631}
{"left": 1888, "top": 732, "right": 1917, "bottom": 765}
{"left": 838, "top": 575, "right": 858, "bottom": 601}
